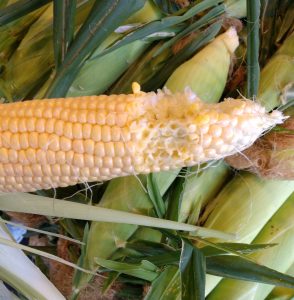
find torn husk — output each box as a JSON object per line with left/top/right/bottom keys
{"left": 226, "top": 107, "right": 294, "bottom": 179}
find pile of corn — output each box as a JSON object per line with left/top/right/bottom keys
{"left": 0, "top": 0, "right": 293, "bottom": 299}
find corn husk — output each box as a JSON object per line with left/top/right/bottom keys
{"left": 66, "top": 40, "right": 149, "bottom": 96}
{"left": 126, "top": 0, "right": 161, "bottom": 23}
{"left": 257, "top": 33, "right": 294, "bottom": 111}
{"left": 224, "top": 0, "right": 246, "bottom": 18}
{"left": 0, "top": 1, "right": 94, "bottom": 101}
{"left": 178, "top": 162, "right": 232, "bottom": 224}
{"left": 66, "top": 0, "right": 161, "bottom": 97}
{"left": 0, "top": 1, "right": 9, "bottom": 8}
{"left": 73, "top": 174, "right": 178, "bottom": 293}
{"left": 207, "top": 193, "right": 294, "bottom": 300}
{"left": 0, "top": 1, "right": 48, "bottom": 65}
{"left": 165, "top": 27, "right": 239, "bottom": 103}
{"left": 203, "top": 173, "right": 294, "bottom": 295}
{"left": 226, "top": 33, "right": 294, "bottom": 179}
{"left": 0, "top": 223, "right": 65, "bottom": 300}
{"left": 265, "top": 264, "right": 294, "bottom": 300}
{"left": 0, "top": 280, "right": 20, "bottom": 300}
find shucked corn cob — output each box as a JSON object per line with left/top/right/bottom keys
{"left": 0, "top": 83, "right": 284, "bottom": 193}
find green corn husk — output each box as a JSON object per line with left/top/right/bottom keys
{"left": 178, "top": 162, "right": 232, "bottom": 224}
{"left": 0, "top": 1, "right": 9, "bottom": 8}
{"left": 126, "top": 0, "right": 161, "bottom": 24}
{"left": 109, "top": 41, "right": 172, "bottom": 94}
{"left": 66, "top": 39, "right": 149, "bottom": 97}
{"left": 259, "top": 1, "right": 294, "bottom": 66}
{"left": 224, "top": 0, "right": 246, "bottom": 18}
{"left": 266, "top": 264, "right": 294, "bottom": 300}
{"left": 66, "top": 0, "right": 161, "bottom": 97}
{"left": 165, "top": 27, "right": 239, "bottom": 103}
{"left": 0, "top": 223, "right": 65, "bottom": 300}
{"left": 0, "top": 1, "right": 95, "bottom": 101}
{"left": 207, "top": 193, "right": 294, "bottom": 300}
{"left": 203, "top": 173, "right": 294, "bottom": 295}
{"left": 0, "top": 0, "right": 48, "bottom": 67}
{"left": 110, "top": 21, "right": 222, "bottom": 94}
{"left": 72, "top": 173, "right": 178, "bottom": 295}
{"left": 257, "top": 33, "right": 294, "bottom": 111}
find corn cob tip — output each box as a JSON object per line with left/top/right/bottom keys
{"left": 221, "top": 26, "right": 239, "bottom": 54}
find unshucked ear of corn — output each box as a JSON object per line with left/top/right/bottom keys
{"left": 207, "top": 192, "right": 294, "bottom": 300}
{"left": 0, "top": 85, "right": 284, "bottom": 193}
{"left": 0, "top": 0, "right": 48, "bottom": 67}
{"left": 66, "top": 0, "right": 161, "bottom": 97}
{"left": 257, "top": 33, "right": 294, "bottom": 111}
{"left": 0, "top": 0, "right": 161, "bottom": 101}
{"left": 165, "top": 27, "right": 239, "bottom": 103}
{"left": 164, "top": 27, "right": 239, "bottom": 226}
{"left": 66, "top": 40, "right": 150, "bottom": 97}
{"left": 202, "top": 172, "right": 294, "bottom": 295}
{"left": 0, "top": 1, "right": 94, "bottom": 101}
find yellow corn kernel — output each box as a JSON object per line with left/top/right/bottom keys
{"left": 0, "top": 84, "right": 284, "bottom": 193}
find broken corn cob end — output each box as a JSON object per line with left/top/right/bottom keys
{"left": 0, "top": 83, "right": 284, "bottom": 192}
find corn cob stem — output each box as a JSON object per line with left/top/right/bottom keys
{"left": 0, "top": 83, "right": 284, "bottom": 193}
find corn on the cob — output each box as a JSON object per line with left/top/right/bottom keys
{"left": 0, "top": 84, "right": 284, "bottom": 193}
